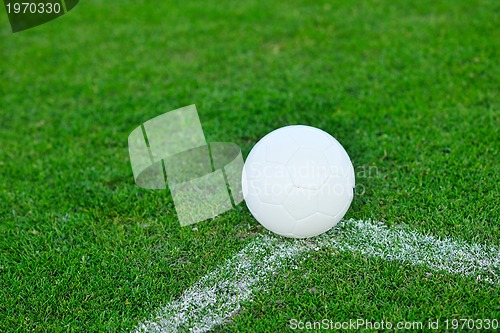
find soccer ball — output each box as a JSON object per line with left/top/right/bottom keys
{"left": 242, "top": 125, "right": 355, "bottom": 238}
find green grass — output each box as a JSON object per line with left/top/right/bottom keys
{"left": 1, "top": 0, "right": 499, "bottom": 331}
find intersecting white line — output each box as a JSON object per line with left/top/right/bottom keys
{"left": 132, "top": 219, "right": 500, "bottom": 333}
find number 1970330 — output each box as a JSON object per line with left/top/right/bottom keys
{"left": 6, "top": 2, "right": 62, "bottom": 14}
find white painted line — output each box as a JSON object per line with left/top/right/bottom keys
{"left": 317, "top": 220, "right": 500, "bottom": 284}
{"left": 133, "top": 234, "right": 309, "bottom": 333}
{"left": 132, "top": 219, "right": 500, "bottom": 333}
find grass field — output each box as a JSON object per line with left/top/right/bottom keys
{"left": 1, "top": 0, "right": 499, "bottom": 331}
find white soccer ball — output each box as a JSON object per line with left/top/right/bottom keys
{"left": 242, "top": 125, "right": 355, "bottom": 238}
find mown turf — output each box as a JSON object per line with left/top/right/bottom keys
{"left": 1, "top": 0, "right": 499, "bottom": 331}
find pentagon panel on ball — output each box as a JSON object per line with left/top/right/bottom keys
{"left": 242, "top": 125, "right": 355, "bottom": 238}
